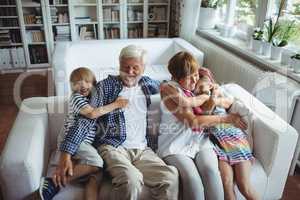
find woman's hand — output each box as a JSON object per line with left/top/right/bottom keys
{"left": 225, "top": 113, "right": 248, "bottom": 130}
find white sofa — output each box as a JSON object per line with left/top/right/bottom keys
{"left": 52, "top": 38, "right": 204, "bottom": 96}
{"left": 0, "top": 38, "right": 298, "bottom": 200}
{"left": 0, "top": 83, "right": 298, "bottom": 200}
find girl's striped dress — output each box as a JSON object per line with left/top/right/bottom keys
{"left": 182, "top": 88, "right": 254, "bottom": 165}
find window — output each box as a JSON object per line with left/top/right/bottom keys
{"left": 235, "top": 0, "right": 258, "bottom": 27}
{"left": 270, "top": 0, "right": 300, "bottom": 47}
{"left": 217, "top": 0, "right": 229, "bottom": 24}
{"left": 203, "top": 0, "right": 299, "bottom": 45}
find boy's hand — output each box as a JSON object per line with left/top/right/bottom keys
{"left": 115, "top": 97, "right": 129, "bottom": 108}
{"left": 52, "top": 152, "right": 73, "bottom": 188}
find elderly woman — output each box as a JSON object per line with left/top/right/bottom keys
{"left": 158, "top": 51, "right": 247, "bottom": 200}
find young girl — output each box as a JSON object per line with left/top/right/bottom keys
{"left": 39, "top": 67, "right": 128, "bottom": 200}
{"left": 181, "top": 65, "right": 258, "bottom": 200}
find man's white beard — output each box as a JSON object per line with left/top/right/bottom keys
{"left": 123, "top": 76, "right": 142, "bottom": 87}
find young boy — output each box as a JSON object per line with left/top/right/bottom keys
{"left": 39, "top": 67, "right": 128, "bottom": 200}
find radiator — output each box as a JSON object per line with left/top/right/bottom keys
{"left": 191, "top": 36, "right": 264, "bottom": 92}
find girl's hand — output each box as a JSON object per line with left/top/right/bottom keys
{"left": 225, "top": 113, "right": 248, "bottom": 130}
{"left": 115, "top": 97, "right": 129, "bottom": 108}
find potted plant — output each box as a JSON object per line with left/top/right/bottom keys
{"left": 252, "top": 27, "right": 264, "bottom": 54}
{"left": 198, "top": 0, "right": 224, "bottom": 29}
{"left": 281, "top": 48, "right": 295, "bottom": 66}
{"left": 270, "top": 20, "right": 297, "bottom": 60}
{"left": 262, "top": 0, "right": 286, "bottom": 57}
{"left": 262, "top": 18, "right": 280, "bottom": 57}
{"left": 291, "top": 54, "right": 300, "bottom": 73}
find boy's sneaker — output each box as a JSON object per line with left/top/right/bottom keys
{"left": 39, "top": 177, "right": 60, "bottom": 200}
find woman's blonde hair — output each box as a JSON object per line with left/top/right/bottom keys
{"left": 70, "top": 67, "right": 96, "bottom": 86}
{"left": 167, "top": 51, "right": 199, "bottom": 81}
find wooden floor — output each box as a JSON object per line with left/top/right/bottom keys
{"left": 0, "top": 71, "right": 300, "bottom": 199}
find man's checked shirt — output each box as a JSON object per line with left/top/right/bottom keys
{"left": 59, "top": 75, "right": 160, "bottom": 155}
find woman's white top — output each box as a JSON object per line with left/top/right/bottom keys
{"left": 157, "top": 81, "right": 213, "bottom": 159}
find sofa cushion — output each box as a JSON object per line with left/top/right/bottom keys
{"left": 48, "top": 153, "right": 267, "bottom": 200}
{"left": 47, "top": 151, "right": 152, "bottom": 200}
{"left": 235, "top": 159, "right": 267, "bottom": 199}
{"left": 144, "top": 64, "right": 171, "bottom": 82}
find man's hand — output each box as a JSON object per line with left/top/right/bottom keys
{"left": 52, "top": 152, "right": 73, "bottom": 188}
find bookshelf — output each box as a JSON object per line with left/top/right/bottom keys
{"left": 125, "top": 0, "right": 145, "bottom": 38}
{"left": 0, "top": 0, "right": 170, "bottom": 72}
{"left": 68, "top": 0, "right": 170, "bottom": 40}
{"left": 0, "top": 0, "right": 26, "bottom": 71}
{"left": 69, "top": 0, "right": 99, "bottom": 41}
{"left": 147, "top": 0, "right": 169, "bottom": 38}
{"left": 45, "top": 0, "right": 71, "bottom": 53}
{"left": 17, "top": 0, "right": 51, "bottom": 69}
{"left": 100, "top": 0, "right": 122, "bottom": 39}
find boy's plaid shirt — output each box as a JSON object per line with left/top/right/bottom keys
{"left": 59, "top": 75, "right": 160, "bottom": 155}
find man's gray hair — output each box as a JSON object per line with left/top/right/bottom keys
{"left": 119, "top": 45, "right": 147, "bottom": 64}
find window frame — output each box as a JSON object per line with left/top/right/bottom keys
{"left": 195, "top": 0, "right": 300, "bottom": 83}
{"left": 197, "top": 0, "right": 299, "bottom": 51}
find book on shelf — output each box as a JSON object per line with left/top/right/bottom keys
{"left": 128, "top": 26, "right": 142, "bottom": 38}
{"left": 0, "top": 18, "right": 19, "bottom": 26}
{"left": 53, "top": 0, "right": 67, "bottom": 5}
{"left": 56, "top": 26, "right": 70, "bottom": 33}
{"left": 127, "top": 9, "right": 143, "bottom": 21}
{"left": 0, "top": 48, "right": 12, "bottom": 68}
{"left": 55, "top": 25, "right": 70, "bottom": 41}
{"left": 50, "top": 7, "right": 57, "bottom": 16}
{"left": 24, "top": 15, "right": 36, "bottom": 24}
{"left": 128, "top": 0, "right": 143, "bottom": 3}
{"left": 103, "top": 8, "right": 112, "bottom": 21}
{"left": 104, "top": 27, "right": 119, "bottom": 39}
{"left": 0, "top": 29, "right": 21, "bottom": 44}
{"left": 51, "top": 7, "right": 69, "bottom": 23}
{"left": 75, "top": 17, "right": 91, "bottom": 24}
{"left": 22, "top": 0, "right": 41, "bottom": 7}
{"left": 26, "top": 30, "right": 44, "bottom": 42}
{"left": 78, "top": 26, "right": 95, "bottom": 40}
{"left": 0, "top": 47, "right": 26, "bottom": 69}
{"left": 103, "top": 8, "right": 119, "bottom": 22}
{"left": 0, "top": 0, "right": 16, "bottom": 5}
{"left": 149, "top": 0, "right": 168, "bottom": 3}
{"left": 111, "top": 10, "right": 119, "bottom": 21}
{"left": 149, "top": 6, "right": 166, "bottom": 21}
{"left": 148, "top": 23, "right": 166, "bottom": 37}
{"left": 29, "top": 45, "right": 48, "bottom": 64}
{"left": 0, "top": 7, "right": 17, "bottom": 16}
{"left": 9, "top": 29, "right": 22, "bottom": 43}
{"left": 0, "top": 29, "right": 11, "bottom": 45}
{"left": 103, "top": 0, "right": 119, "bottom": 4}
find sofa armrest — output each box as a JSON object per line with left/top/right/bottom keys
{"left": 0, "top": 97, "right": 50, "bottom": 200}
{"left": 252, "top": 116, "right": 297, "bottom": 199}
{"left": 222, "top": 83, "right": 298, "bottom": 199}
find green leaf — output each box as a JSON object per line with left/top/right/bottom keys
{"left": 291, "top": 54, "right": 300, "bottom": 60}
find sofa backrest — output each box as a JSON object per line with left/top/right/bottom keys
{"left": 52, "top": 38, "right": 204, "bottom": 96}
{"left": 47, "top": 95, "right": 161, "bottom": 152}
{"left": 47, "top": 96, "right": 68, "bottom": 152}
